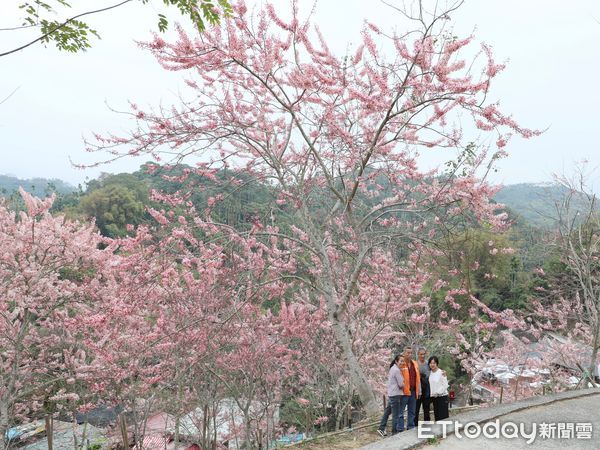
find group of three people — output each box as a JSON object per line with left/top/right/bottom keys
{"left": 378, "top": 346, "right": 449, "bottom": 436}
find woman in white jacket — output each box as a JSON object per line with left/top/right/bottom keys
{"left": 428, "top": 356, "right": 449, "bottom": 421}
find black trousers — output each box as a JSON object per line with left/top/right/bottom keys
{"left": 414, "top": 394, "right": 431, "bottom": 426}
{"left": 431, "top": 395, "right": 449, "bottom": 421}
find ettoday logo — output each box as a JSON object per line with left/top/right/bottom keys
{"left": 417, "top": 420, "right": 593, "bottom": 444}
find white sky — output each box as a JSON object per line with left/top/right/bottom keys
{"left": 1, "top": 0, "right": 599, "bottom": 187}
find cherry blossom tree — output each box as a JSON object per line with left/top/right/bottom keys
{"left": 0, "top": 189, "right": 108, "bottom": 448}
{"left": 72, "top": 215, "right": 241, "bottom": 448}
{"left": 70, "top": 202, "right": 318, "bottom": 447}
{"left": 438, "top": 169, "right": 600, "bottom": 402}
{"left": 87, "top": 0, "right": 538, "bottom": 415}
{"left": 524, "top": 170, "right": 600, "bottom": 385}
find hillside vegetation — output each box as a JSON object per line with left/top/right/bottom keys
{"left": 3, "top": 170, "right": 585, "bottom": 230}
{"left": 0, "top": 167, "right": 569, "bottom": 315}
{"left": 0, "top": 174, "right": 76, "bottom": 196}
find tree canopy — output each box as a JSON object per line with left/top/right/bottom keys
{"left": 1, "top": 0, "right": 232, "bottom": 57}
{"left": 85, "top": 0, "right": 539, "bottom": 416}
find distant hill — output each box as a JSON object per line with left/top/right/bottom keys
{"left": 494, "top": 183, "right": 577, "bottom": 229}
{"left": 0, "top": 172, "right": 586, "bottom": 231}
{"left": 0, "top": 175, "right": 76, "bottom": 197}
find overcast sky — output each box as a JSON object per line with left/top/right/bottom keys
{"left": 1, "top": 0, "right": 599, "bottom": 188}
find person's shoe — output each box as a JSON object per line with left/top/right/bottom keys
{"left": 377, "top": 429, "right": 387, "bottom": 437}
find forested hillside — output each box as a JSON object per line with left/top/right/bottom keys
{"left": 494, "top": 183, "right": 572, "bottom": 228}
{"left": 0, "top": 167, "right": 586, "bottom": 348}
{"left": 0, "top": 174, "right": 76, "bottom": 196}
{"left": 0, "top": 170, "right": 577, "bottom": 231}
{"left": 0, "top": 167, "right": 566, "bottom": 315}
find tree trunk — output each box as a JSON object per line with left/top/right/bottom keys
{"left": 243, "top": 409, "right": 252, "bottom": 450}
{"left": 329, "top": 317, "right": 379, "bottom": 417}
{"left": 45, "top": 415, "right": 53, "bottom": 450}
{"left": 173, "top": 416, "right": 180, "bottom": 449}
{"left": 0, "top": 400, "right": 9, "bottom": 450}
{"left": 201, "top": 405, "right": 208, "bottom": 449}
{"left": 212, "top": 408, "right": 218, "bottom": 450}
{"left": 588, "top": 321, "right": 600, "bottom": 385}
{"left": 118, "top": 414, "right": 129, "bottom": 449}
{"left": 303, "top": 206, "right": 379, "bottom": 417}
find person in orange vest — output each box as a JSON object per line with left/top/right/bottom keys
{"left": 397, "top": 346, "right": 420, "bottom": 431}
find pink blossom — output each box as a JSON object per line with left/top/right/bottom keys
{"left": 296, "top": 397, "right": 310, "bottom": 406}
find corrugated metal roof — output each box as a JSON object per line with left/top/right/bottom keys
{"left": 142, "top": 433, "right": 169, "bottom": 449}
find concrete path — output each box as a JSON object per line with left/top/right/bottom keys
{"left": 431, "top": 393, "right": 599, "bottom": 449}
{"left": 360, "top": 388, "right": 600, "bottom": 450}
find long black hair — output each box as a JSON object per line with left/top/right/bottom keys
{"left": 428, "top": 356, "right": 440, "bottom": 367}
{"left": 389, "top": 354, "right": 402, "bottom": 369}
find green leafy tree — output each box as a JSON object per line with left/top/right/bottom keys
{"left": 1, "top": 0, "right": 232, "bottom": 57}
{"left": 78, "top": 173, "right": 149, "bottom": 237}
{"left": 432, "top": 228, "right": 529, "bottom": 312}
